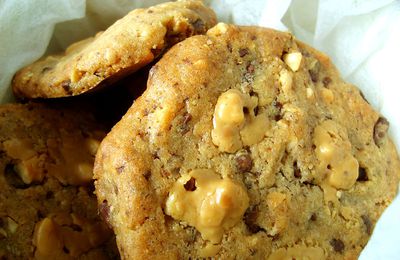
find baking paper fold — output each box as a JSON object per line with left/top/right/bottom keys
{"left": 0, "top": 0, "right": 399, "bottom": 258}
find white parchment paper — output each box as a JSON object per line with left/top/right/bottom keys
{"left": 0, "top": 0, "right": 399, "bottom": 258}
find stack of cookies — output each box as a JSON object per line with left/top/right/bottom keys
{"left": 2, "top": 1, "right": 216, "bottom": 259}
{"left": 2, "top": 1, "right": 399, "bottom": 259}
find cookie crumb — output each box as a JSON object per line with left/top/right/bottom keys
{"left": 330, "top": 238, "right": 345, "bottom": 253}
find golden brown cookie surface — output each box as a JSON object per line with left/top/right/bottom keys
{"left": 0, "top": 103, "right": 118, "bottom": 259}
{"left": 94, "top": 24, "right": 400, "bottom": 259}
{"left": 12, "top": 0, "right": 217, "bottom": 99}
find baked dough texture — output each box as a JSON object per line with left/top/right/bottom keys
{"left": 12, "top": 0, "right": 217, "bottom": 98}
{"left": 94, "top": 24, "right": 400, "bottom": 259}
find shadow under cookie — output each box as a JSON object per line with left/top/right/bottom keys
{"left": 0, "top": 103, "right": 118, "bottom": 259}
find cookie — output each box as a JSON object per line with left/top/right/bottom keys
{"left": 12, "top": 0, "right": 217, "bottom": 99}
{"left": 0, "top": 103, "right": 118, "bottom": 259}
{"left": 93, "top": 23, "right": 400, "bottom": 259}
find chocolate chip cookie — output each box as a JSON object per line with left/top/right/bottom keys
{"left": 94, "top": 24, "right": 400, "bottom": 259}
{"left": 12, "top": 0, "right": 217, "bottom": 99}
{"left": 0, "top": 103, "right": 118, "bottom": 259}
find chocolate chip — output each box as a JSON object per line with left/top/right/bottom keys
{"left": 309, "top": 69, "right": 319, "bottom": 83}
{"left": 183, "top": 177, "right": 196, "bottom": 191}
{"left": 254, "top": 106, "right": 259, "bottom": 116}
{"left": 182, "top": 112, "right": 192, "bottom": 124}
{"left": 273, "top": 100, "right": 283, "bottom": 110}
{"left": 179, "top": 112, "right": 192, "bottom": 134}
{"left": 4, "top": 163, "right": 28, "bottom": 189}
{"left": 373, "top": 117, "right": 389, "bottom": 147}
{"left": 239, "top": 48, "right": 249, "bottom": 57}
{"left": 308, "top": 61, "right": 320, "bottom": 83}
{"left": 330, "top": 238, "right": 345, "bottom": 253}
{"left": 249, "top": 248, "right": 257, "bottom": 256}
{"left": 322, "top": 77, "right": 332, "bottom": 87}
{"left": 271, "top": 234, "right": 280, "bottom": 241}
{"left": 248, "top": 90, "right": 256, "bottom": 97}
{"left": 99, "top": 200, "right": 111, "bottom": 228}
{"left": 116, "top": 165, "right": 125, "bottom": 174}
{"left": 310, "top": 213, "right": 317, "bottom": 221}
{"left": 273, "top": 100, "right": 283, "bottom": 121}
{"left": 293, "top": 161, "right": 301, "bottom": 178}
{"left": 357, "top": 167, "right": 368, "bottom": 182}
{"left": 143, "top": 171, "right": 151, "bottom": 181}
{"left": 192, "top": 19, "right": 206, "bottom": 32}
{"left": 61, "top": 80, "right": 72, "bottom": 93}
{"left": 361, "top": 215, "right": 372, "bottom": 235}
{"left": 246, "top": 64, "right": 255, "bottom": 74}
{"left": 236, "top": 154, "right": 253, "bottom": 173}
{"left": 152, "top": 151, "right": 160, "bottom": 160}
{"left": 244, "top": 206, "right": 264, "bottom": 233}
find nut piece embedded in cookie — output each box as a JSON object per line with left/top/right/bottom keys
{"left": 211, "top": 89, "right": 268, "bottom": 153}
{"left": 33, "top": 213, "right": 112, "bottom": 259}
{"left": 3, "top": 138, "right": 45, "bottom": 184}
{"left": 165, "top": 169, "right": 249, "bottom": 245}
{"left": 313, "top": 120, "right": 359, "bottom": 190}
{"left": 212, "top": 89, "right": 247, "bottom": 152}
{"left": 14, "top": 157, "right": 45, "bottom": 184}
{"left": 0, "top": 103, "right": 116, "bottom": 259}
{"left": 283, "top": 52, "right": 302, "bottom": 72}
{"left": 46, "top": 133, "right": 103, "bottom": 186}
{"left": 279, "top": 69, "right": 293, "bottom": 93}
{"left": 266, "top": 192, "right": 290, "bottom": 236}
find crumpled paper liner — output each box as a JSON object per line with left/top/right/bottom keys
{"left": 0, "top": 0, "right": 399, "bottom": 258}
